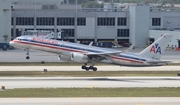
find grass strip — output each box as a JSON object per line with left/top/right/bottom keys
{"left": 0, "top": 71, "right": 179, "bottom": 77}
{"left": 0, "top": 88, "right": 180, "bottom": 97}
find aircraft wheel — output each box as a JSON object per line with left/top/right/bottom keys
{"left": 92, "top": 67, "right": 97, "bottom": 71}
{"left": 26, "top": 56, "right": 30, "bottom": 59}
{"left": 81, "top": 65, "right": 86, "bottom": 69}
{"left": 85, "top": 67, "right": 89, "bottom": 71}
{"left": 89, "top": 66, "right": 93, "bottom": 69}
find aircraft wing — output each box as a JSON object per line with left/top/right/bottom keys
{"left": 86, "top": 51, "right": 122, "bottom": 56}
{"left": 84, "top": 43, "right": 134, "bottom": 60}
{"left": 85, "top": 51, "right": 122, "bottom": 61}
{"left": 86, "top": 43, "right": 133, "bottom": 56}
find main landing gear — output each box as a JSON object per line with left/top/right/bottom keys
{"left": 81, "top": 63, "right": 97, "bottom": 71}
{"left": 25, "top": 49, "right": 30, "bottom": 60}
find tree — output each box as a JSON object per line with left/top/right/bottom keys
{"left": 83, "top": 1, "right": 103, "bottom": 8}
{"left": 3, "top": 35, "right": 8, "bottom": 42}
{"left": 68, "top": 0, "right": 180, "bottom": 5}
{"left": 69, "top": 0, "right": 96, "bottom": 4}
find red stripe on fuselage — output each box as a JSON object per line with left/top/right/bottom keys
{"left": 111, "top": 56, "right": 144, "bottom": 64}
{"left": 12, "top": 40, "right": 86, "bottom": 53}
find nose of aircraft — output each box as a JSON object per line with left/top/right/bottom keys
{"left": 9, "top": 40, "right": 14, "bottom": 46}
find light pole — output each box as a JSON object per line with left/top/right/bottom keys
{"left": 75, "top": 0, "right": 77, "bottom": 42}
{"left": 34, "top": 0, "right": 36, "bottom": 30}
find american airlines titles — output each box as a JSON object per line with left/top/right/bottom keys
{"left": 33, "top": 37, "right": 58, "bottom": 44}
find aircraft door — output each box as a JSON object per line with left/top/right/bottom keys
{"left": 56, "top": 41, "right": 63, "bottom": 54}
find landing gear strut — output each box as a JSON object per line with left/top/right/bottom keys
{"left": 25, "top": 49, "right": 30, "bottom": 60}
{"left": 81, "top": 63, "right": 97, "bottom": 71}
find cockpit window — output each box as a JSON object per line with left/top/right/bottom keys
{"left": 15, "top": 37, "right": 22, "bottom": 41}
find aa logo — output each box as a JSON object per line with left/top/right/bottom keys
{"left": 150, "top": 43, "right": 161, "bottom": 54}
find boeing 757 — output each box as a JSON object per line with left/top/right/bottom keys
{"left": 9, "top": 33, "right": 173, "bottom": 71}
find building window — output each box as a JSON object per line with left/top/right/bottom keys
{"left": 97, "top": 17, "right": 115, "bottom": 26}
{"left": 37, "top": 17, "right": 54, "bottom": 25}
{"left": 118, "top": 17, "right": 126, "bottom": 26}
{"left": 24, "top": 29, "right": 34, "bottom": 31}
{"left": 77, "top": 17, "right": 86, "bottom": 26}
{"left": 11, "top": 17, "right": 13, "bottom": 25}
{"left": 117, "top": 29, "right": 129, "bottom": 37}
{"left": 16, "top": 17, "right": 34, "bottom": 25}
{"left": 152, "top": 18, "right": 161, "bottom": 26}
{"left": 15, "top": 29, "right": 21, "bottom": 37}
{"left": 11, "top": 29, "right": 14, "bottom": 38}
{"left": 58, "top": 29, "right": 74, "bottom": 37}
{"left": 36, "top": 29, "right": 54, "bottom": 31}
{"left": 57, "top": 17, "right": 75, "bottom": 26}
{"left": 24, "top": 28, "right": 53, "bottom": 31}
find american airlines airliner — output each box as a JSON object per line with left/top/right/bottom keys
{"left": 9, "top": 33, "right": 173, "bottom": 71}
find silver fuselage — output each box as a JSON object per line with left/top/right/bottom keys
{"left": 9, "top": 36, "right": 164, "bottom": 67}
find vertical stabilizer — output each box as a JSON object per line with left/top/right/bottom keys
{"left": 139, "top": 33, "right": 173, "bottom": 60}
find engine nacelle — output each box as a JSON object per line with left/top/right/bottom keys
{"left": 71, "top": 52, "right": 88, "bottom": 63}
{"left": 58, "top": 55, "right": 71, "bottom": 62}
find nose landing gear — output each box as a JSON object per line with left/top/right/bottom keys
{"left": 25, "top": 49, "right": 30, "bottom": 60}
{"left": 26, "top": 56, "right": 30, "bottom": 59}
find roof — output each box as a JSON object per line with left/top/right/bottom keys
{"left": 12, "top": 4, "right": 82, "bottom": 10}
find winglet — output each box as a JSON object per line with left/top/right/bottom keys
{"left": 124, "top": 43, "right": 134, "bottom": 52}
{"left": 89, "top": 41, "right": 93, "bottom": 46}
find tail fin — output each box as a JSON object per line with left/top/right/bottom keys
{"left": 139, "top": 33, "right": 173, "bottom": 60}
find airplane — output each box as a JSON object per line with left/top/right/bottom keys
{"left": 9, "top": 33, "right": 173, "bottom": 71}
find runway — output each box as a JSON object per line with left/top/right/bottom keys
{"left": 0, "top": 77, "right": 180, "bottom": 89}
{"left": 0, "top": 98, "right": 180, "bottom": 105}
{"left": 1, "top": 66, "right": 180, "bottom": 71}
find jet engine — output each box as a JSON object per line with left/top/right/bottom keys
{"left": 58, "top": 55, "right": 71, "bottom": 62}
{"left": 71, "top": 52, "right": 89, "bottom": 63}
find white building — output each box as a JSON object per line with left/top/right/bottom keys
{"left": 1, "top": 1, "right": 180, "bottom": 49}
{"left": 0, "top": 0, "right": 11, "bottom": 44}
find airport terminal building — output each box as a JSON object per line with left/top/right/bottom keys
{"left": 1, "top": 0, "right": 180, "bottom": 49}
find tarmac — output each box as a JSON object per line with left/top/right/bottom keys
{"left": 0, "top": 77, "right": 180, "bottom": 88}
{"left": 0, "top": 98, "right": 180, "bottom": 105}
{"left": 1, "top": 66, "right": 180, "bottom": 71}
